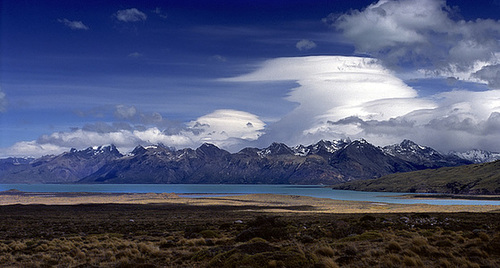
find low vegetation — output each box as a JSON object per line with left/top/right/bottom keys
{"left": 0, "top": 203, "right": 499, "bottom": 267}
{"left": 333, "top": 160, "right": 500, "bottom": 195}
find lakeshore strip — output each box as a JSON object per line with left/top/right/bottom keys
{"left": 0, "top": 191, "right": 498, "bottom": 213}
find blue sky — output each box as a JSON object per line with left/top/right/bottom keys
{"left": 1, "top": 0, "right": 500, "bottom": 157}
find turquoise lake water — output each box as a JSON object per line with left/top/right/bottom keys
{"left": 0, "top": 184, "right": 499, "bottom": 206}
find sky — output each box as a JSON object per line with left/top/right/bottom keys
{"left": 1, "top": 0, "right": 500, "bottom": 157}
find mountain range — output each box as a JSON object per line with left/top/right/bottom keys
{"left": 2, "top": 139, "right": 497, "bottom": 185}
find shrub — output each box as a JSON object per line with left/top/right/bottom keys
{"left": 386, "top": 240, "right": 402, "bottom": 252}
{"left": 395, "top": 230, "right": 416, "bottom": 239}
{"left": 316, "top": 257, "right": 339, "bottom": 268}
{"left": 249, "top": 237, "right": 267, "bottom": 243}
{"left": 0, "top": 253, "right": 14, "bottom": 263}
{"left": 0, "top": 243, "right": 9, "bottom": 253}
{"left": 73, "top": 248, "right": 86, "bottom": 260}
{"left": 268, "top": 259, "right": 278, "bottom": 268}
{"left": 435, "top": 239, "right": 454, "bottom": 247}
{"left": 478, "top": 232, "right": 489, "bottom": 242}
{"left": 380, "top": 253, "right": 401, "bottom": 267}
{"left": 199, "top": 230, "right": 220, "bottom": 239}
{"left": 437, "top": 258, "right": 452, "bottom": 268}
{"left": 340, "top": 231, "right": 383, "bottom": 242}
{"left": 402, "top": 255, "right": 423, "bottom": 266}
{"left": 487, "top": 233, "right": 500, "bottom": 255}
{"left": 411, "top": 237, "right": 428, "bottom": 247}
{"left": 315, "top": 246, "right": 335, "bottom": 258}
{"left": 367, "top": 249, "right": 384, "bottom": 257}
{"left": 342, "top": 244, "right": 358, "bottom": 257}
{"left": 137, "top": 242, "right": 159, "bottom": 255}
{"left": 360, "top": 215, "right": 376, "bottom": 222}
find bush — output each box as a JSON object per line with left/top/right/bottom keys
{"left": 199, "top": 230, "right": 220, "bottom": 239}
{"left": 403, "top": 255, "right": 423, "bottom": 266}
{"left": 386, "top": 240, "right": 402, "bottom": 252}
{"left": 315, "top": 257, "right": 339, "bottom": 268}
{"left": 236, "top": 217, "right": 289, "bottom": 242}
{"left": 380, "top": 253, "right": 402, "bottom": 267}
{"left": 315, "top": 246, "right": 335, "bottom": 257}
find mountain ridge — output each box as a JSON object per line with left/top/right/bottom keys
{"left": 2, "top": 139, "right": 491, "bottom": 185}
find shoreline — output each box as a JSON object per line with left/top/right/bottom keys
{"left": 402, "top": 193, "right": 500, "bottom": 201}
{"left": 1, "top": 190, "right": 499, "bottom": 213}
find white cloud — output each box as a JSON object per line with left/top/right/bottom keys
{"left": 132, "top": 128, "right": 193, "bottom": 147}
{"left": 128, "top": 52, "right": 143, "bottom": 58}
{"left": 472, "top": 64, "right": 500, "bottom": 89}
{"left": 115, "top": 8, "right": 147, "bottom": 22}
{"left": 153, "top": 7, "right": 168, "bottom": 19}
{"left": 227, "top": 56, "right": 500, "bottom": 152}
{"left": 331, "top": 0, "right": 448, "bottom": 52}
{"left": 328, "top": 0, "right": 500, "bottom": 85}
{"left": 0, "top": 87, "right": 6, "bottom": 112}
{"left": 187, "top": 109, "right": 265, "bottom": 144}
{"left": 328, "top": 88, "right": 500, "bottom": 152}
{"left": 1, "top": 141, "right": 71, "bottom": 158}
{"left": 296, "top": 39, "right": 317, "bottom": 51}
{"left": 58, "top": 18, "right": 89, "bottom": 30}
{"left": 211, "top": 55, "right": 227, "bottom": 62}
{"left": 226, "top": 56, "right": 423, "bottom": 115}
{"left": 114, "top": 105, "right": 137, "bottom": 120}
{"left": 0, "top": 109, "right": 265, "bottom": 157}
{"left": 0, "top": 128, "right": 191, "bottom": 158}
{"left": 226, "top": 56, "right": 431, "bottom": 144}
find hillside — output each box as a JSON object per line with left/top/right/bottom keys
{"left": 332, "top": 160, "right": 500, "bottom": 195}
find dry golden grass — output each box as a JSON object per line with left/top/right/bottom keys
{"left": 0, "top": 190, "right": 499, "bottom": 266}
{"left": 0, "top": 201, "right": 499, "bottom": 267}
{"left": 1, "top": 191, "right": 498, "bottom": 213}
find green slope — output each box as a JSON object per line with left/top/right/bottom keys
{"left": 332, "top": 160, "right": 500, "bottom": 195}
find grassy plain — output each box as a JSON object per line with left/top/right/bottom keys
{"left": 0, "top": 191, "right": 499, "bottom": 267}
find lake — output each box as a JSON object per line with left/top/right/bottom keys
{"left": 1, "top": 184, "right": 499, "bottom": 206}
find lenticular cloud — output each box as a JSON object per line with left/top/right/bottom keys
{"left": 227, "top": 56, "right": 500, "bottom": 152}
{"left": 187, "top": 109, "right": 265, "bottom": 142}
{"left": 227, "top": 56, "right": 432, "bottom": 142}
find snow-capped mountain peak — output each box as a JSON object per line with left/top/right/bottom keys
{"left": 258, "top": 142, "right": 294, "bottom": 157}
{"left": 292, "top": 145, "right": 310, "bottom": 156}
{"left": 450, "top": 149, "right": 500, "bottom": 164}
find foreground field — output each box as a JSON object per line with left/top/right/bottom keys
{"left": 0, "top": 192, "right": 499, "bottom": 267}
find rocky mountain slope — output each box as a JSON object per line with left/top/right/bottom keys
{"left": 382, "top": 140, "right": 470, "bottom": 169}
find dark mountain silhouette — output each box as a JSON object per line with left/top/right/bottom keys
{"left": 78, "top": 139, "right": 473, "bottom": 185}
{"left": 0, "top": 139, "right": 481, "bottom": 185}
